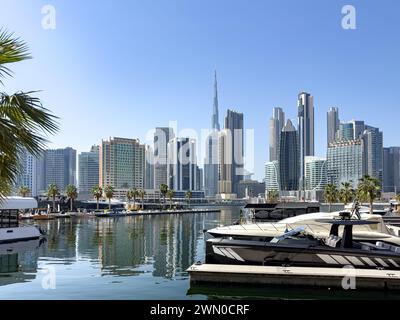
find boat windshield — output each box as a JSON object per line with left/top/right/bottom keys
{"left": 270, "top": 226, "right": 309, "bottom": 243}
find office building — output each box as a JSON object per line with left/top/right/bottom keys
{"left": 265, "top": 161, "right": 280, "bottom": 192}
{"left": 269, "top": 107, "right": 285, "bottom": 162}
{"left": 14, "top": 149, "right": 37, "bottom": 196}
{"left": 327, "top": 107, "right": 339, "bottom": 144}
{"left": 279, "top": 120, "right": 299, "bottom": 191}
{"left": 383, "top": 147, "right": 400, "bottom": 193}
{"left": 154, "top": 127, "right": 174, "bottom": 190}
{"left": 145, "top": 145, "right": 154, "bottom": 190}
{"left": 78, "top": 145, "right": 99, "bottom": 200}
{"left": 305, "top": 156, "right": 327, "bottom": 191}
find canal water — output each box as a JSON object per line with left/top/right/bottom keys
{"left": 1, "top": 206, "right": 400, "bottom": 300}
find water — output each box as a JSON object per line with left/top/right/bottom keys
{"left": 1, "top": 206, "right": 400, "bottom": 300}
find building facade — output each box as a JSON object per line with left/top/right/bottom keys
{"left": 100, "top": 137, "right": 145, "bottom": 190}
{"left": 154, "top": 127, "right": 174, "bottom": 190}
{"left": 167, "top": 138, "right": 198, "bottom": 191}
{"left": 327, "top": 107, "right": 339, "bottom": 144}
{"left": 237, "top": 180, "right": 265, "bottom": 199}
{"left": 297, "top": 92, "right": 314, "bottom": 190}
{"left": 265, "top": 161, "right": 280, "bottom": 192}
{"left": 304, "top": 156, "right": 327, "bottom": 191}
{"left": 279, "top": 120, "right": 299, "bottom": 191}
{"left": 269, "top": 107, "right": 285, "bottom": 162}
{"left": 78, "top": 145, "right": 99, "bottom": 200}
{"left": 145, "top": 145, "right": 154, "bottom": 190}
{"left": 14, "top": 149, "right": 37, "bottom": 196}
{"left": 327, "top": 139, "right": 364, "bottom": 189}
{"left": 383, "top": 147, "right": 400, "bottom": 193}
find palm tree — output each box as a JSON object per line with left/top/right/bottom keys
{"left": 185, "top": 190, "right": 193, "bottom": 208}
{"left": 338, "top": 182, "right": 355, "bottom": 205}
{"left": 92, "top": 186, "right": 102, "bottom": 210}
{"left": 160, "top": 183, "right": 169, "bottom": 208}
{"left": 126, "top": 189, "right": 134, "bottom": 209}
{"left": 138, "top": 189, "right": 146, "bottom": 210}
{"left": 357, "top": 175, "right": 381, "bottom": 214}
{"left": 104, "top": 185, "right": 114, "bottom": 210}
{"left": 324, "top": 183, "right": 338, "bottom": 212}
{"left": 0, "top": 30, "right": 58, "bottom": 198}
{"left": 18, "top": 186, "right": 30, "bottom": 197}
{"left": 267, "top": 190, "right": 279, "bottom": 203}
{"left": 65, "top": 184, "right": 78, "bottom": 212}
{"left": 395, "top": 193, "right": 400, "bottom": 202}
{"left": 47, "top": 184, "right": 60, "bottom": 212}
{"left": 166, "top": 189, "right": 175, "bottom": 210}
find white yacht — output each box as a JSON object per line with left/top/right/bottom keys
{"left": 0, "top": 197, "right": 44, "bottom": 243}
{"left": 207, "top": 204, "right": 400, "bottom": 246}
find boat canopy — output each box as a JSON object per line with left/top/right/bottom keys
{"left": 0, "top": 197, "right": 38, "bottom": 210}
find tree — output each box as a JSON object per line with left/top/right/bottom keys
{"left": 338, "top": 182, "right": 355, "bottom": 205}
{"left": 47, "top": 184, "right": 60, "bottom": 212}
{"left": 0, "top": 29, "right": 58, "bottom": 198}
{"left": 160, "top": 184, "right": 169, "bottom": 208}
{"left": 126, "top": 189, "right": 134, "bottom": 209}
{"left": 104, "top": 185, "right": 114, "bottom": 210}
{"left": 18, "top": 186, "right": 30, "bottom": 197}
{"left": 357, "top": 175, "right": 381, "bottom": 214}
{"left": 92, "top": 186, "right": 102, "bottom": 210}
{"left": 267, "top": 190, "right": 279, "bottom": 203}
{"left": 324, "top": 183, "right": 338, "bottom": 212}
{"left": 65, "top": 184, "right": 78, "bottom": 212}
{"left": 166, "top": 189, "right": 175, "bottom": 210}
{"left": 138, "top": 189, "right": 146, "bottom": 210}
{"left": 396, "top": 194, "right": 400, "bottom": 202}
{"left": 185, "top": 190, "right": 193, "bottom": 208}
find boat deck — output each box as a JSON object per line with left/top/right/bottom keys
{"left": 187, "top": 263, "right": 400, "bottom": 290}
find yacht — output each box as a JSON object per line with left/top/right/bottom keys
{"left": 207, "top": 204, "right": 400, "bottom": 246}
{"left": 205, "top": 211, "right": 400, "bottom": 270}
{"left": 0, "top": 197, "right": 45, "bottom": 243}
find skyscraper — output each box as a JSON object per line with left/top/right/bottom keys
{"left": 222, "top": 109, "right": 244, "bottom": 195}
{"left": 154, "top": 127, "right": 174, "bottom": 190}
{"left": 383, "top": 147, "right": 400, "bottom": 193}
{"left": 100, "top": 137, "right": 145, "bottom": 190}
{"left": 14, "top": 149, "right": 37, "bottom": 196}
{"left": 279, "top": 120, "right": 299, "bottom": 191}
{"left": 211, "top": 70, "right": 220, "bottom": 131}
{"left": 269, "top": 107, "right": 285, "bottom": 162}
{"left": 327, "top": 139, "right": 364, "bottom": 189}
{"left": 218, "top": 129, "right": 232, "bottom": 195}
{"left": 327, "top": 107, "right": 339, "bottom": 144}
{"left": 78, "top": 145, "right": 99, "bottom": 200}
{"left": 204, "top": 71, "right": 220, "bottom": 197}
{"left": 304, "top": 156, "right": 327, "bottom": 191}
{"left": 297, "top": 92, "right": 314, "bottom": 190}
{"left": 265, "top": 161, "right": 280, "bottom": 193}
{"left": 167, "top": 138, "right": 198, "bottom": 191}
{"left": 40, "top": 147, "right": 77, "bottom": 192}
{"left": 145, "top": 145, "right": 154, "bottom": 190}
{"left": 362, "top": 126, "right": 383, "bottom": 182}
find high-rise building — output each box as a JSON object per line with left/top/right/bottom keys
{"left": 297, "top": 92, "right": 314, "bottom": 190}
{"left": 218, "top": 130, "right": 233, "bottom": 196}
{"left": 237, "top": 180, "right": 265, "bottom": 199}
{"left": 327, "top": 139, "right": 364, "bottom": 189}
{"left": 304, "top": 156, "right": 327, "bottom": 191}
{"left": 336, "top": 120, "right": 365, "bottom": 141}
{"left": 269, "top": 107, "right": 285, "bottom": 162}
{"left": 222, "top": 109, "right": 244, "bottom": 194}
{"left": 279, "top": 120, "right": 299, "bottom": 191}
{"left": 39, "top": 147, "right": 77, "bottom": 193}
{"left": 100, "top": 137, "right": 145, "bottom": 190}
{"left": 327, "top": 107, "right": 339, "bottom": 144}
{"left": 204, "top": 71, "right": 220, "bottom": 197}
{"left": 14, "top": 149, "right": 37, "bottom": 196}
{"left": 78, "top": 145, "right": 99, "bottom": 200}
{"left": 363, "top": 126, "right": 383, "bottom": 182}
{"left": 145, "top": 145, "right": 154, "bottom": 190}
{"left": 154, "top": 127, "right": 174, "bottom": 190}
{"left": 265, "top": 161, "right": 280, "bottom": 192}
{"left": 383, "top": 147, "right": 400, "bottom": 193}
{"left": 167, "top": 138, "right": 198, "bottom": 191}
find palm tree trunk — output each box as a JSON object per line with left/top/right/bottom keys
{"left": 109, "top": 199, "right": 111, "bottom": 210}
{"left": 96, "top": 198, "right": 99, "bottom": 210}
{"left": 329, "top": 202, "right": 332, "bottom": 213}
{"left": 370, "top": 199, "right": 373, "bottom": 215}
{"left": 70, "top": 199, "right": 73, "bottom": 212}
{"left": 52, "top": 197, "right": 55, "bottom": 212}
{"left": 141, "top": 197, "right": 144, "bottom": 210}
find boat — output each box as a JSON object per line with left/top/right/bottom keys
{"left": 207, "top": 203, "right": 400, "bottom": 246}
{"left": 205, "top": 211, "right": 400, "bottom": 270}
{"left": 0, "top": 197, "right": 45, "bottom": 243}
{"left": 245, "top": 202, "right": 321, "bottom": 221}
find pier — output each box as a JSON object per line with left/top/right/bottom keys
{"left": 188, "top": 263, "right": 400, "bottom": 290}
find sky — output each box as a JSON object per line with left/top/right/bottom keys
{"left": 1, "top": 0, "right": 400, "bottom": 180}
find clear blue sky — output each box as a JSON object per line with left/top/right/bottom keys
{"left": 1, "top": 0, "right": 400, "bottom": 180}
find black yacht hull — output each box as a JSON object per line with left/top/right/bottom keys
{"left": 206, "top": 238, "right": 400, "bottom": 270}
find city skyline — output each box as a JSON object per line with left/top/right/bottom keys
{"left": 2, "top": 1, "right": 400, "bottom": 181}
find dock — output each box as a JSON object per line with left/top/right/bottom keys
{"left": 187, "top": 263, "right": 400, "bottom": 290}
{"left": 95, "top": 208, "right": 221, "bottom": 217}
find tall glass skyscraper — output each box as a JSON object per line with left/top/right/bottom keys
{"left": 279, "top": 120, "right": 299, "bottom": 191}
{"left": 297, "top": 92, "right": 314, "bottom": 191}
{"left": 383, "top": 147, "right": 400, "bottom": 193}
{"left": 265, "top": 161, "right": 280, "bottom": 192}
{"left": 78, "top": 145, "right": 99, "bottom": 200}
{"left": 269, "top": 107, "right": 285, "bottom": 162}
{"left": 14, "top": 149, "right": 37, "bottom": 196}
{"left": 154, "top": 127, "right": 174, "bottom": 190}
{"left": 327, "top": 107, "right": 339, "bottom": 144}
{"left": 204, "top": 71, "right": 220, "bottom": 197}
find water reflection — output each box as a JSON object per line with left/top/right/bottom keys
{"left": 0, "top": 207, "right": 240, "bottom": 298}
